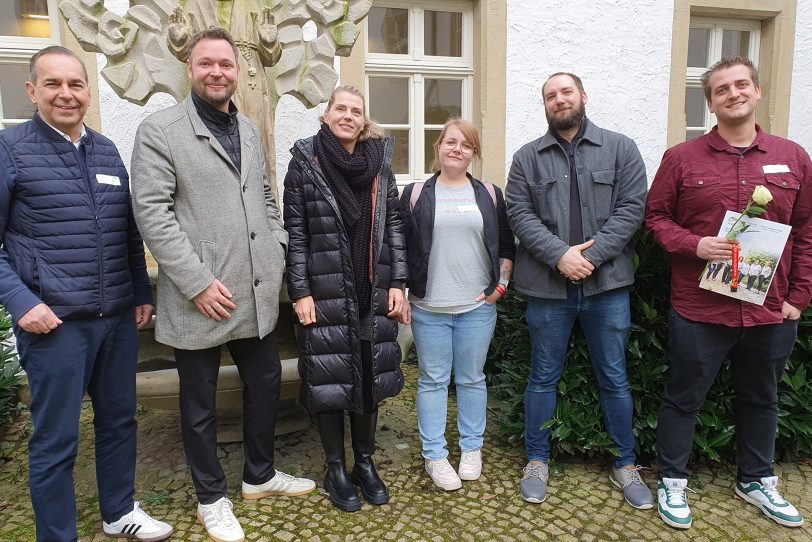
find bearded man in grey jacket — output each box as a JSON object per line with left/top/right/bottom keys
{"left": 506, "top": 72, "right": 651, "bottom": 511}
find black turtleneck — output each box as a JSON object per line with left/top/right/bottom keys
{"left": 191, "top": 91, "right": 242, "bottom": 173}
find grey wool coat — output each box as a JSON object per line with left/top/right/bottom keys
{"left": 130, "top": 95, "right": 288, "bottom": 350}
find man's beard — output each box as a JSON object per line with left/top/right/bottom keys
{"left": 197, "top": 81, "right": 236, "bottom": 108}
{"left": 546, "top": 101, "right": 585, "bottom": 132}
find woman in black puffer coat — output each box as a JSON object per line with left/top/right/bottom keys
{"left": 283, "top": 85, "right": 407, "bottom": 513}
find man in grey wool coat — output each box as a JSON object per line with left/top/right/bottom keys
{"left": 130, "top": 27, "right": 314, "bottom": 542}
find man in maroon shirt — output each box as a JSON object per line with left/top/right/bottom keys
{"left": 646, "top": 56, "right": 811, "bottom": 530}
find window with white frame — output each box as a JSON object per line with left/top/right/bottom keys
{"left": 0, "top": 0, "right": 60, "bottom": 129}
{"left": 365, "top": 1, "right": 473, "bottom": 184}
{"left": 684, "top": 17, "right": 760, "bottom": 140}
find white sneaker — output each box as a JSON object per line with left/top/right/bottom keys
{"left": 735, "top": 476, "right": 804, "bottom": 527}
{"left": 197, "top": 497, "right": 244, "bottom": 542}
{"left": 425, "top": 457, "right": 462, "bottom": 491}
{"left": 458, "top": 449, "right": 482, "bottom": 481}
{"left": 657, "top": 478, "right": 693, "bottom": 529}
{"left": 102, "top": 502, "right": 173, "bottom": 541}
{"left": 241, "top": 470, "right": 316, "bottom": 500}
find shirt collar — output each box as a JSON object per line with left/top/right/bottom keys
{"left": 707, "top": 124, "right": 769, "bottom": 154}
{"left": 41, "top": 118, "right": 87, "bottom": 148}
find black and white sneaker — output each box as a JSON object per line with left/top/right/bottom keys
{"left": 102, "top": 501, "right": 173, "bottom": 541}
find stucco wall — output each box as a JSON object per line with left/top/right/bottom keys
{"left": 788, "top": 0, "right": 812, "bottom": 150}
{"left": 98, "top": 0, "right": 323, "bottom": 195}
{"left": 505, "top": 0, "right": 674, "bottom": 182}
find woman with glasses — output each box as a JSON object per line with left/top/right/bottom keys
{"left": 399, "top": 119, "right": 514, "bottom": 490}
{"left": 283, "top": 85, "right": 407, "bottom": 512}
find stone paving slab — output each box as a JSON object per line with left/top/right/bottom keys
{"left": 1, "top": 363, "right": 810, "bottom": 541}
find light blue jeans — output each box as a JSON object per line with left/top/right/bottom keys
{"left": 411, "top": 302, "right": 497, "bottom": 459}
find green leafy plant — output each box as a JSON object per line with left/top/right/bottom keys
{"left": 0, "top": 307, "right": 22, "bottom": 428}
{"left": 488, "top": 231, "right": 812, "bottom": 464}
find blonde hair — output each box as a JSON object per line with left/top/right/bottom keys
{"left": 320, "top": 85, "right": 384, "bottom": 142}
{"left": 429, "top": 118, "right": 482, "bottom": 172}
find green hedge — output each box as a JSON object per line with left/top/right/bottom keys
{"left": 488, "top": 232, "right": 812, "bottom": 464}
{"left": 0, "top": 307, "right": 22, "bottom": 428}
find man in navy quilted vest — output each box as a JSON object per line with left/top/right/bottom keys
{"left": 0, "top": 46, "right": 173, "bottom": 542}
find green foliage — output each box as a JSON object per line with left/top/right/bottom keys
{"left": 0, "top": 307, "right": 22, "bottom": 428}
{"left": 488, "top": 231, "right": 812, "bottom": 464}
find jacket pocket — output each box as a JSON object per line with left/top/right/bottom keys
{"left": 591, "top": 169, "right": 616, "bottom": 223}
{"left": 199, "top": 240, "right": 216, "bottom": 273}
{"left": 532, "top": 178, "right": 558, "bottom": 225}
{"left": 679, "top": 176, "right": 720, "bottom": 210}
{"left": 764, "top": 174, "right": 800, "bottom": 217}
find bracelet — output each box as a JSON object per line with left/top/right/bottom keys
{"left": 494, "top": 284, "right": 507, "bottom": 296}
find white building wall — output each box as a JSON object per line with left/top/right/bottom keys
{"left": 98, "top": 1, "right": 812, "bottom": 187}
{"left": 505, "top": 0, "right": 674, "bottom": 182}
{"left": 788, "top": 0, "right": 812, "bottom": 150}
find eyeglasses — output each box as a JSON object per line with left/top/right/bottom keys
{"left": 441, "top": 139, "right": 476, "bottom": 153}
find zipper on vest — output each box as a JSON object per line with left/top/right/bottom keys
{"left": 75, "top": 144, "right": 106, "bottom": 316}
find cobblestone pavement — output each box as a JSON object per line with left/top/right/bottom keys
{"left": 1, "top": 363, "right": 810, "bottom": 542}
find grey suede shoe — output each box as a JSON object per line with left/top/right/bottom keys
{"left": 610, "top": 465, "right": 654, "bottom": 510}
{"left": 520, "top": 462, "right": 549, "bottom": 503}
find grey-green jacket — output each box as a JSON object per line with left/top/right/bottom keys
{"left": 505, "top": 119, "right": 647, "bottom": 299}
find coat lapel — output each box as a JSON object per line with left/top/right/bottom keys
{"left": 238, "top": 116, "right": 254, "bottom": 186}
{"left": 183, "top": 95, "right": 239, "bottom": 176}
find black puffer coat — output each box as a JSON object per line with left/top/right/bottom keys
{"left": 283, "top": 136, "right": 407, "bottom": 414}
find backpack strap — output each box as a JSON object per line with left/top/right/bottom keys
{"left": 409, "top": 181, "right": 426, "bottom": 211}
{"left": 483, "top": 182, "right": 497, "bottom": 206}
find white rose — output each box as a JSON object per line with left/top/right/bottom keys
{"left": 752, "top": 185, "right": 773, "bottom": 206}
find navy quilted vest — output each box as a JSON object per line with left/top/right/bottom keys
{"left": 0, "top": 115, "right": 143, "bottom": 319}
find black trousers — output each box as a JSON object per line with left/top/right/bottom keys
{"left": 657, "top": 311, "right": 797, "bottom": 482}
{"left": 175, "top": 332, "right": 282, "bottom": 504}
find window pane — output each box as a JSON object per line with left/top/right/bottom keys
{"left": 368, "top": 7, "right": 408, "bottom": 54}
{"left": 0, "top": 1, "right": 52, "bottom": 38}
{"left": 684, "top": 86, "right": 706, "bottom": 127}
{"left": 686, "top": 129, "right": 705, "bottom": 140}
{"left": 424, "top": 129, "right": 442, "bottom": 173}
{"left": 0, "top": 63, "right": 37, "bottom": 120}
{"left": 369, "top": 77, "right": 409, "bottom": 124}
{"left": 424, "top": 79, "right": 462, "bottom": 124}
{"left": 424, "top": 11, "right": 462, "bottom": 57}
{"left": 722, "top": 30, "right": 751, "bottom": 59}
{"left": 687, "top": 28, "right": 710, "bottom": 68}
{"left": 384, "top": 129, "right": 409, "bottom": 175}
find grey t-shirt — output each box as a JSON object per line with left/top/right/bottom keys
{"left": 410, "top": 182, "right": 491, "bottom": 314}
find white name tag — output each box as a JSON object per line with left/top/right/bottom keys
{"left": 762, "top": 164, "right": 790, "bottom": 174}
{"left": 96, "top": 174, "right": 121, "bottom": 186}
{"left": 456, "top": 204, "right": 479, "bottom": 213}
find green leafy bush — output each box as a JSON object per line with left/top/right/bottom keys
{"left": 488, "top": 232, "right": 812, "bottom": 463}
{"left": 0, "top": 307, "right": 22, "bottom": 428}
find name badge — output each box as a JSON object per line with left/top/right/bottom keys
{"left": 456, "top": 204, "right": 478, "bottom": 213}
{"left": 762, "top": 164, "right": 790, "bottom": 174}
{"left": 96, "top": 174, "right": 121, "bottom": 186}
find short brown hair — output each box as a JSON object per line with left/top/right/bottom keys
{"left": 29, "top": 46, "right": 88, "bottom": 85}
{"left": 320, "top": 85, "right": 384, "bottom": 142}
{"left": 701, "top": 56, "right": 759, "bottom": 100}
{"left": 429, "top": 118, "right": 482, "bottom": 172}
{"left": 188, "top": 27, "right": 239, "bottom": 63}
{"left": 541, "top": 72, "right": 585, "bottom": 97}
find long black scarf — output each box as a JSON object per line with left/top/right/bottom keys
{"left": 314, "top": 123, "right": 384, "bottom": 314}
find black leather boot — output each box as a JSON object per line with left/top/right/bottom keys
{"left": 317, "top": 412, "right": 361, "bottom": 512}
{"left": 349, "top": 410, "right": 389, "bottom": 505}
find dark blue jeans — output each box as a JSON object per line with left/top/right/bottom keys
{"left": 657, "top": 310, "right": 797, "bottom": 482}
{"left": 16, "top": 312, "right": 138, "bottom": 542}
{"left": 524, "top": 285, "right": 636, "bottom": 467}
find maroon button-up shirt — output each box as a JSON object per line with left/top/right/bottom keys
{"left": 645, "top": 126, "right": 812, "bottom": 327}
